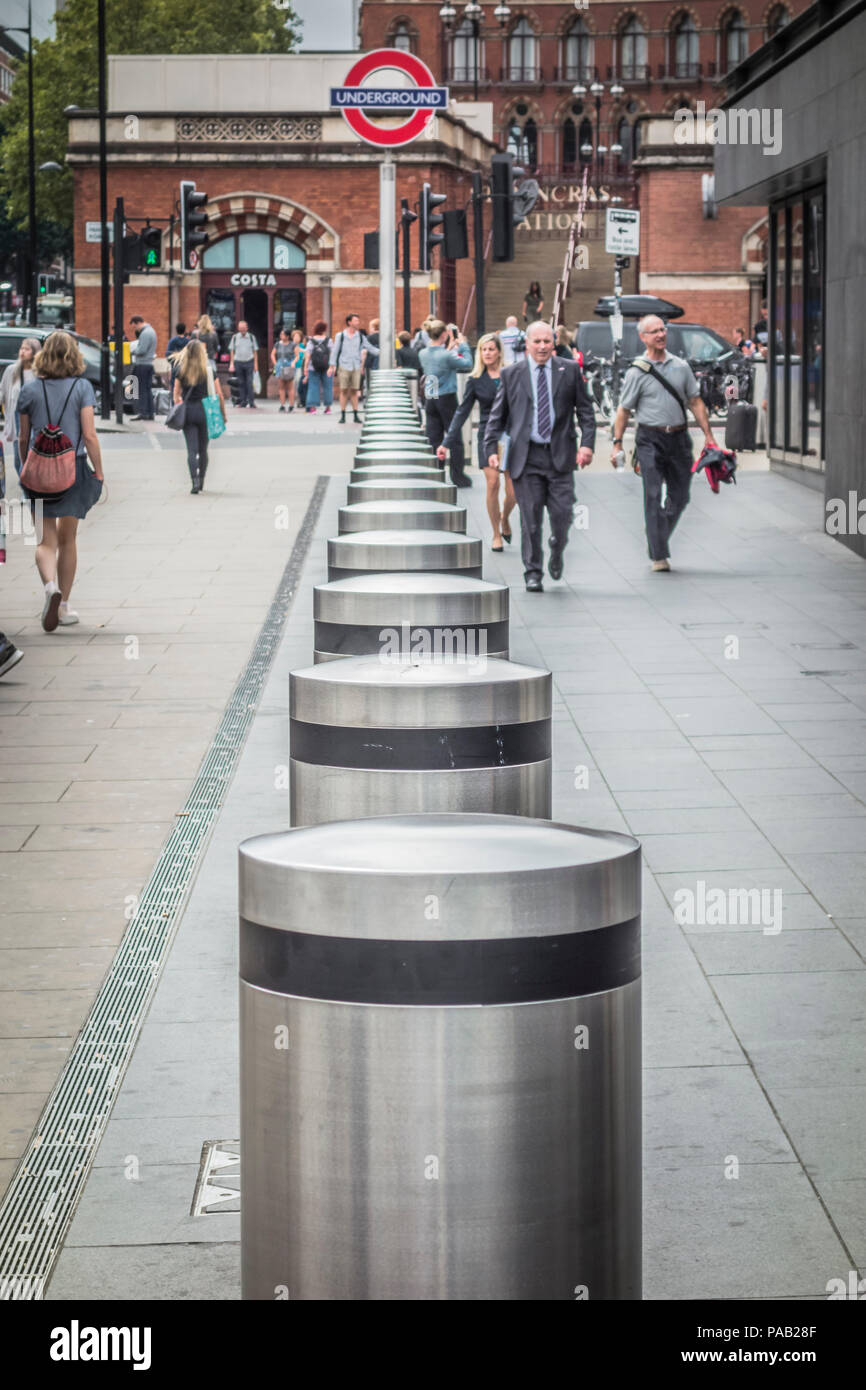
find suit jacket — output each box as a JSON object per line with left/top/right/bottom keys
{"left": 482, "top": 356, "right": 596, "bottom": 480}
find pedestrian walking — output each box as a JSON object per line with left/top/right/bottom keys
{"left": 229, "top": 320, "right": 258, "bottom": 409}
{"left": 328, "top": 313, "right": 378, "bottom": 424}
{"left": 396, "top": 331, "right": 421, "bottom": 373}
{"left": 166, "top": 322, "right": 190, "bottom": 358}
{"left": 17, "top": 331, "right": 104, "bottom": 630}
{"left": 272, "top": 329, "right": 295, "bottom": 411}
{"left": 195, "top": 314, "right": 220, "bottom": 364}
{"left": 499, "top": 315, "right": 526, "bottom": 367}
{"left": 555, "top": 325, "right": 577, "bottom": 360}
{"left": 129, "top": 314, "right": 157, "bottom": 419}
{"left": 611, "top": 314, "right": 718, "bottom": 571}
{"left": 170, "top": 338, "right": 227, "bottom": 494}
{"left": 419, "top": 321, "right": 473, "bottom": 489}
{"left": 437, "top": 332, "right": 515, "bottom": 550}
{"left": 291, "top": 330, "right": 307, "bottom": 410}
{"left": 483, "top": 320, "right": 595, "bottom": 592}
{"left": 1, "top": 335, "right": 39, "bottom": 475}
{"left": 304, "top": 322, "right": 334, "bottom": 413}
{"left": 523, "top": 282, "right": 544, "bottom": 324}
{"left": 0, "top": 627, "right": 24, "bottom": 677}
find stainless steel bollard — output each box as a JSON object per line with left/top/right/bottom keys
{"left": 239, "top": 812, "right": 642, "bottom": 1300}
{"left": 289, "top": 654, "right": 550, "bottom": 824}
{"left": 338, "top": 500, "right": 467, "bottom": 534}
{"left": 327, "top": 529, "right": 482, "bottom": 582}
{"left": 349, "top": 466, "right": 447, "bottom": 484}
{"left": 312, "top": 572, "right": 509, "bottom": 663}
{"left": 347, "top": 478, "right": 458, "bottom": 505}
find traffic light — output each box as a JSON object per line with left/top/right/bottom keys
{"left": 442, "top": 209, "right": 468, "bottom": 260}
{"left": 180, "top": 180, "right": 208, "bottom": 270}
{"left": 419, "top": 183, "right": 446, "bottom": 272}
{"left": 37, "top": 273, "right": 57, "bottom": 295}
{"left": 491, "top": 153, "right": 515, "bottom": 262}
{"left": 140, "top": 225, "right": 162, "bottom": 270}
{"left": 121, "top": 233, "right": 141, "bottom": 284}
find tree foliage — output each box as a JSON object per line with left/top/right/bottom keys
{"left": 0, "top": 0, "right": 302, "bottom": 232}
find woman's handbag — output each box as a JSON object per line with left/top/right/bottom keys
{"left": 165, "top": 385, "right": 190, "bottom": 431}
{"left": 203, "top": 365, "right": 225, "bottom": 439}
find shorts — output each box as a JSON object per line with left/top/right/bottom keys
{"left": 336, "top": 367, "right": 362, "bottom": 392}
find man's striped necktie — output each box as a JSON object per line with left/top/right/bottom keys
{"left": 537, "top": 364, "right": 551, "bottom": 441}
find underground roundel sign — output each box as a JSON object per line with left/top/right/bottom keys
{"left": 330, "top": 49, "right": 449, "bottom": 148}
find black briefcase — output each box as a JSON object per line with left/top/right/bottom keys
{"left": 725, "top": 401, "right": 758, "bottom": 451}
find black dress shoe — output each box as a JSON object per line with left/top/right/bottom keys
{"left": 548, "top": 551, "right": 563, "bottom": 581}
{"left": 451, "top": 474, "right": 472, "bottom": 489}
{"left": 525, "top": 576, "right": 544, "bottom": 592}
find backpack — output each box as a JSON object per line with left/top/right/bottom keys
{"left": 309, "top": 339, "right": 330, "bottom": 374}
{"left": 20, "top": 380, "right": 79, "bottom": 495}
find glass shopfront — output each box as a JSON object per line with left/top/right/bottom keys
{"left": 769, "top": 189, "right": 824, "bottom": 468}
{"left": 200, "top": 232, "right": 306, "bottom": 392}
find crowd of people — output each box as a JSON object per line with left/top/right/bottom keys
{"left": 0, "top": 285, "right": 728, "bottom": 678}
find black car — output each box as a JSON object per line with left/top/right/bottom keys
{"left": 0, "top": 326, "right": 110, "bottom": 407}
{"left": 576, "top": 319, "right": 743, "bottom": 367}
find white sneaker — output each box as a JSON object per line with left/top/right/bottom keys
{"left": 41, "top": 581, "right": 61, "bottom": 632}
{"left": 651, "top": 559, "right": 671, "bottom": 572}
{"left": 58, "top": 602, "right": 79, "bottom": 625}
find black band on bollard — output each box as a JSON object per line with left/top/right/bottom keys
{"left": 328, "top": 564, "right": 484, "bottom": 582}
{"left": 240, "top": 915, "right": 641, "bottom": 1005}
{"left": 290, "top": 717, "right": 551, "bottom": 769}
{"left": 313, "top": 620, "right": 510, "bottom": 658}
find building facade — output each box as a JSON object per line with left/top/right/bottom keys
{"left": 714, "top": 0, "right": 865, "bottom": 550}
{"left": 67, "top": 55, "right": 495, "bottom": 389}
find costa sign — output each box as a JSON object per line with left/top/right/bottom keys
{"left": 330, "top": 49, "right": 448, "bottom": 148}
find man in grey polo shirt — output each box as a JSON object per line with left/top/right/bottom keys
{"left": 611, "top": 314, "right": 718, "bottom": 571}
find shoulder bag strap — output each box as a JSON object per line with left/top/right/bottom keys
{"left": 634, "top": 359, "right": 689, "bottom": 424}
{"left": 335, "top": 332, "right": 344, "bottom": 367}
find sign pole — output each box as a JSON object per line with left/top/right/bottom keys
{"left": 379, "top": 156, "right": 396, "bottom": 369}
{"left": 112, "top": 196, "right": 125, "bottom": 426}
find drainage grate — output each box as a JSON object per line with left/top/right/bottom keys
{"left": 0, "top": 476, "right": 328, "bottom": 1300}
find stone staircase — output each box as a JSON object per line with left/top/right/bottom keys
{"left": 482, "top": 214, "right": 638, "bottom": 337}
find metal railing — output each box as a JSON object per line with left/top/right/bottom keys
{"left": 606, "top": 63, "right": 652, "bottom": 83}
{"left": 554, "top": 64, "right": 597, "bottom": 83}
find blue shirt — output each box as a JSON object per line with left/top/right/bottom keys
{"left": 528, "top": 357, "right": 553, "bottom": 443}
{"left": 418, "top": 342, "right": 472, "bottom": 397}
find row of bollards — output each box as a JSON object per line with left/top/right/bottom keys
{"left": 238, "top": 368, "right": 642, "bottom": 1301}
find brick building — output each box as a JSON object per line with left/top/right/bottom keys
{"left": 67, "top": 54, "right": 494, "bottom": 391}
{"left": 359, "top": 0, "right": 808, "bottom": 330}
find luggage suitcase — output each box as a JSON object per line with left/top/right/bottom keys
{"left": 725, "top": 400, "right": 758, "bottom": 451}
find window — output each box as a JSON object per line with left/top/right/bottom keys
{"left": 562, "top": 118, "right": 577, "bottom": 168}
{"left": 563, "top": 18, "right": 593, "bottom": 82}
{"left": 679, "top": 326, "right": 727, "bottom": 362}
{"left": 509, "top": 17, "right": 538, "bottom": 81}
{"left": 672, "top": 15, "right": 699, "bottom": 77}
{"left": 237, "top": 233, "right": 271, "bottom": 268}
{"left": 202, "top": 237, "right": 236, "bottom": 269}
{"left": 506, "top": 116, "right": 537, "bottom": 167}
{"left": 619, "top": 17, "right": 647, "bottom": 80}
{"left": 273, "top": 238, "right": 306, "bottom": 270}
{"left": 391, "top": 21, "right": 413, "bottom": 52}
{"left": 766, "top": 4, "right": 790, "bottom": 37}
{"left": 616, "top": 118, "right": 632, "bottom": 167}
{"left": 578, "top": 117, "right": 593, "bottom": 163}
{"left": 451, "top": 17, "right": 483, "bottom": 83}
{"left": 723, "top": 13, "right": 748, "bottom": 71}
{"left": 769, "top": 189, "right": 825, "bottom": 467}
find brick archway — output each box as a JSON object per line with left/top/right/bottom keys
{"left": 168, "top": 191, "right": 338, "bottom": 268}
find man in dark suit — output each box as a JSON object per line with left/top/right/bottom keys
{"left": 483, "top": 320, "right": 596, "bottom": 592}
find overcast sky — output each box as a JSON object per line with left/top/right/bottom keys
{"left": 0, "top": 0, "right": 59, "bottom": 42}
{"left": 293, "top": 0, "right": 358, "bottom": 51}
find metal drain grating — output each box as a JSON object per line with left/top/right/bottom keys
{"left": 0, "top": 476, "right": 328, "bottom": 1300}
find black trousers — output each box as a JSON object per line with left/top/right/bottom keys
{"left": 425, "top": 393, "right": 467, "bottom": 480}
{"left": 634, "top": 427, "right": 694, "bottom": 560}
{"left": 512, "top": 444, "right": 575, "bottom": 582}
{"left": 182, "top": 401, "right": 208, "bottom": 482}
{"left": 132, "top": 363, "right": 154, "bottom": 419}
{"left": 235, "top": 359, "right": 255, "bottom": 406}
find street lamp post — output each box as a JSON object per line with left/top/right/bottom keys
{"left": 1, "top": 2, "right": 37, "bottom": 327}
{"left": 573, "top": 75, "right": 624, "bottom": 198}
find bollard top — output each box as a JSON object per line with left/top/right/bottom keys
{"left": 314, "top": 572, "right": 509, "bottom": 625}
{"left": 291, "top": 652, "right": 549, "bottom": 726}
{"left": 238, "top": 813, "right": 641, "bottom": 952}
